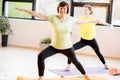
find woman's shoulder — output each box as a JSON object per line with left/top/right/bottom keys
{"left": 79, "top": 15, "right": 96, "bottom": 20}
{"left": 47, "top": 14, "right": 58, "bottom": 20}
{"left": 47, "top": 14, "right": 57, "bottom": 17}
{"left": 79, "top": 15, "right": 86, "bottom": 18}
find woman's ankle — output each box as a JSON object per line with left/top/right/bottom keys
{"left": 104, "top": 64, "right": 109, "bottom": 69}
{"left": 83, "top": 74, "right": 90, "bottom": 80}
{"left": 38, "top": 76, "right": 43, "bottom": 80}
{"left": 63, "top": 64, "right": 71, "bottom": 71}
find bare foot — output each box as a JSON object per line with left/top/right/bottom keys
{"left": 38, "top": 77, "right": 44, "bottom": 80}
{"left": 63, "top": 64, "right": 71, "bottom": 71}
{"left": 104, "top": 64, "right": 109, "bottom": 70}
{"left": 84, "top": 74, "right": 91, "bottom": 80}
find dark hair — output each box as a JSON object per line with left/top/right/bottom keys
{"left": 57, "top": 1, "right": 69, "bottom": 14}
{"left": 84, "top": 5, "right": 93, "bottom": 15}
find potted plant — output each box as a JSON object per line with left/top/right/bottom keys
{"left": 0, "top": 16, "right": 12, "bottom": 47}
{"left": 40, "top": 37, "right": 51, "bottom": 50}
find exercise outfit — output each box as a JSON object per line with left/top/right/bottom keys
{"left": 38, "top": 15, "right": 86, "bottom": 76}
{"left": 67, "top": 16, "right": 106, "bottom": 64}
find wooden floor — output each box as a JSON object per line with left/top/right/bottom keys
{"left": 0, "top": 47, "right": 120, "bottom": 80}
{"left": 17, "top": 75, "right": 107, "bottom": 80}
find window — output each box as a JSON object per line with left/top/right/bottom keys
{"left": 73, "top": 0, "right": 110, "bottom": 3}
{"left": 7, "top": 2, "right": 32, "bottom": 19}
{"left": 36, "top": 0, "right": 59, "bottom": 16}
{"left": 35, "top": 0, "right": 70, "bottom": 19}
{"left": 92, "top": 7, "right": 107, "bottom": 21}
{"left": 36, "top": 0, "right": 70, "bottom": 15}
{"left": 112, "top": 0, "right": 120, "bottom": 25}
{"left": 2, "top": 0, "right": 35, "bottom": 19}
{"left": 0, "top": 0, "right": 2, "bottom": 16}
{"left": 74, "top": 6, "right": 107, "bottom": 21}
{"left": 71, "top": 0, "right": 111, "bottom": 23}
{"left": 2, "top": 0, "right": 70, "bottom": 19}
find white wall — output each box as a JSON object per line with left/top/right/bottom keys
{"left": 8, "top": 19, "right": 52, "bottom": 48}
{"left": 0, "top": 18, "right": 120, "bottom": 58}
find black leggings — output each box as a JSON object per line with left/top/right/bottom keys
{"left": 38, "top": 46, "right": 86, "bottom": 76}
{"left": 67, "top": 38, "right": 106, "bottom": 64}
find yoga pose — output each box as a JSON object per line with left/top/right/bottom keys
{"left": 64, "top": 5, "right": 112, "bottom": 71}
{"left": 15, "top": 2, "right": 98, "bottom": 80}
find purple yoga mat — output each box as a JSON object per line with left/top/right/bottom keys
{"left": 48, "top": 67, "right": 108, "bottom": 77}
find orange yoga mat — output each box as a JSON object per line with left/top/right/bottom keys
{"left": 17, "top": 75, "right": 107, "bottom": 80}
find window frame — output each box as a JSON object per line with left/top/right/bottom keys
{"left": 111, "top": 0, "right": 120, "bottom": 27}
{"left": 70, "top": 0, "right": 120, "bottom": 27}
{"left": 1, "top": 0, "right": 120, "bottom": 26}
{"left": 2, "top": 0, "right": 36, "bottom": 20}
{"left": 70, "top": 0, "right": 114, "bottom": 25}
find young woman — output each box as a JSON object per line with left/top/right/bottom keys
{"left": 15, "top": 2, "right": 97, "bottom": 80}
{"left": 64, "top": 5, "right": 112, "bottom": 71}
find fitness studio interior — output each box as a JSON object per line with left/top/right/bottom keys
{"left": 0, "top": 0, "right": 120, "bottom": 80}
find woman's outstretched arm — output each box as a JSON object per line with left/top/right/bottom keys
{"left": 75, "top": 19, "right": 97, "bottom": 24}
{"left": 95, "top": 19, "right": 113, "bottom": 27}
{"left": 15, "top": 8, "right": 48, "bottom": 20}
{"left": 75, "top": 19, "right": 113, "bottom": 27}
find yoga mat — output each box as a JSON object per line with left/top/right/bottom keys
{"left": 17, "top": 75, "right": 107, "bottom": 80}
{"left": 48, "top": 67, "right": 108, "bottom": 77}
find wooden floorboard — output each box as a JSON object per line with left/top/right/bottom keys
{"left": 17, "top": 75, "right": 107, "bottom": 80}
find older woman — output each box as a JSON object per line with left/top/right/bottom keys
{"left": 15, "top": 1, "right": 97, "bottom": 80}
{"left": 64, "top": 5, "right": 111, "bottom": 71}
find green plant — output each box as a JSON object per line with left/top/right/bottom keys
{"left": 40, "top": 38, "right": 51, "bottom": 44}
{"left": 0, "top": 16, "right": 12, "bottom": 35}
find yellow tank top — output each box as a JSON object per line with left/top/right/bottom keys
{"left": 80, "top": 16, "right": 96, "bottom": 40}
